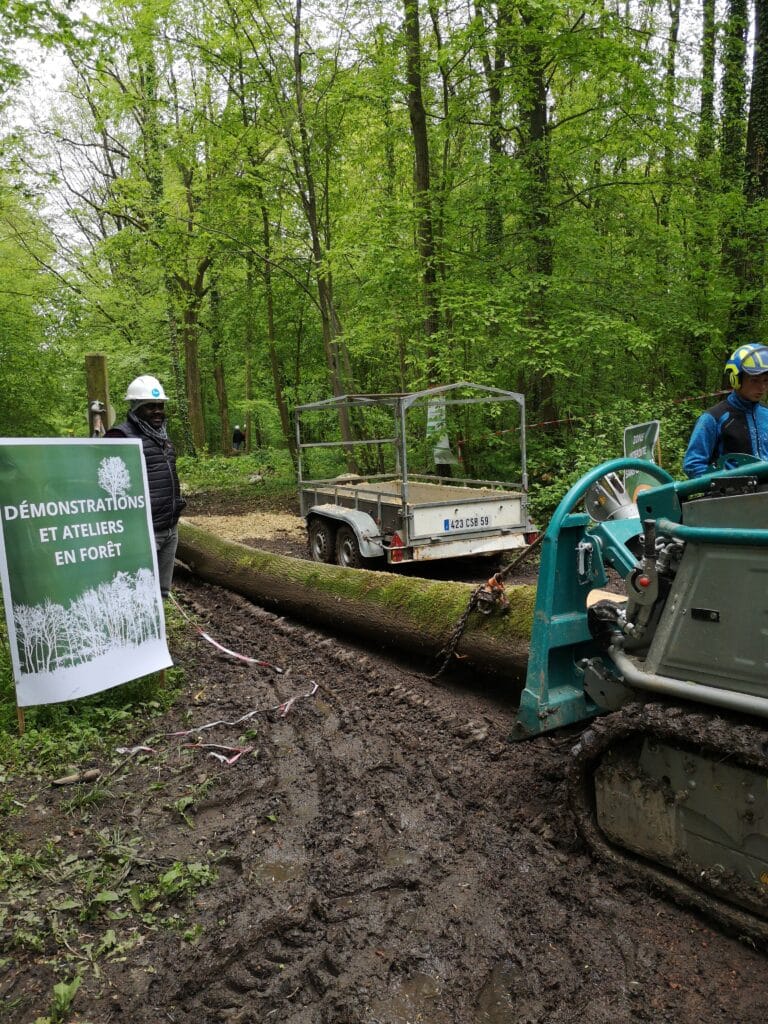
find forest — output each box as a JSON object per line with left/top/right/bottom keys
{"left": 1, "top": 0, "right": 767, "bottom": 492}
{"left": 6, "top": 7, "right": 768, "bottom": 1020}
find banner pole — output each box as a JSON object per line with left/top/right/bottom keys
{"left": 16, "top": 704, "right": 25, "bottom": 736}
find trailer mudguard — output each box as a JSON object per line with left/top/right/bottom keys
{"left": 306, "top": 504, "right": 384, "bottom": 558}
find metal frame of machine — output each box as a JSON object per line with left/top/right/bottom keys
{"left": 512, "top": 456, "right": 768, "bottom": 739}
{"left": 512, "top": 457, "right": 768, "bottom": 941}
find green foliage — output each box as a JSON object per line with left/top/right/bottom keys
{"left": 0, "top": 590, "right": 184, "bottom": 775}
{"left": 0, "top": 666, "right": 183, "bottom": 777}
{"left": 0, "top": 0, "right": 764, "bottom": 495}
{"left": 176, "top": 448, "right": 296, "bottom": 494}
{"left": 0, "top": 594, "right": 218, "bottom": 993}
{"left": 33, "top": 974, "right": 82, "bottom": 1024}
{"left": 129, "top": 860, "right": 218, "bottom": 913}
{"left": 0, "top": 193, "right": 66, "bottom": 437}
{"left": 526, "top": 390, "right": 698, "bottom": 524}
{"left": 1, "top": 826, "right": 217, "bottom": 967}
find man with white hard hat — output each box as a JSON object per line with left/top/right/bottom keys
{"left": 106, "top": 375, "right": 186, "bottom": 597}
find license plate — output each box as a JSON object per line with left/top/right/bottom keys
{"left": 443, "top": 514, "right": 492, "bottom": 532}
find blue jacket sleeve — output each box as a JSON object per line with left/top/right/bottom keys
{"left": 757, "top": 405, "right": 768, "bottom": 463}
{"left": 683, "top": 412, "right": 719, "bottom": 478}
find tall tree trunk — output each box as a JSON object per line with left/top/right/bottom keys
{"left": 375, "top": 23, "right": 407, "bottom": 389}
{"left": 474, "top": 1, "right": 506, "bottom": 258}
{"left": 291, "top": 0, "right": 354, "bottom": 459}
{"left": 729, "top": 0, "right": 768, "bottom": 341}
{"left": 519, "top": 5, "right": 555, "bottom": 421}
{"left": 721, "top": 0, "right": 749, "bottom": 353}
{"left": 175, "top": 250, "right": 211, "bottom": 452}
{"left": 210, "top": 280, "right": 230, "bottom": 454}
{"left": 697, "top": 0, "right": 716, "bottom": 167}
{"left": 721, "top": 0, "right": 749, "bottom": 187}
{"left": 259, "top": 192, "right": 297, "bottom": 466}
{"left": 658, "top": 0, "right": 680, "bottom": 234}
{"left": 403, "top": 0, "right": 441, "bottom": 374}
{"left": 181, "top": 299, "right": 206, "bottom": 449}
{"left": 427, "top": 0, "right": 456, "bottom": 349}
{"left": 137, "top": 29, "right": 196, "bottom": 455}
{"left": 244, "top": 252, "right": 256, "bottom": 453}
{"left": 690, "top": 0, "right": 717, "bottom": 389}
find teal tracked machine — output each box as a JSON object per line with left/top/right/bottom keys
{"left": 513, "top": 457, "right": 768, "bottom": 940}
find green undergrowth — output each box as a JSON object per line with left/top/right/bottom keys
{"left": 525, "top": 392, "right": 694, "bottom": 525}
{"left": 177, "top": 447, "right": 296, "bottom": 501}
{"left": 0, "top": 598, "right": 220, "bottom": 1015}
{"left": 0, "top": 598, "right": 186, "bottom": 775}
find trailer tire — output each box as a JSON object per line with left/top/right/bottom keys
{"left": 308, "top": 517, "right": 336, "bottom": 563}
{"left": 335, "top": 526, "right": 365, "bottom": 569}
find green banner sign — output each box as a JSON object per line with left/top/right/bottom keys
{"left": 0, "top": 439, "right": 172, "bottom": 707}
{"left": 623, "top": 420, "right": 661, "bottom": 501}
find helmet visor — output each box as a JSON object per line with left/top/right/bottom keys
{"left": 740, "top": 346, "right": 768, "bottom": 375}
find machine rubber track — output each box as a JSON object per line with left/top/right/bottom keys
{"left": 568, "top": 700, "right": 768, "bottom": 945}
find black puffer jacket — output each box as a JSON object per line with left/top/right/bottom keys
{"left": 106, "top": 417, "right": 186, "bottom": 531}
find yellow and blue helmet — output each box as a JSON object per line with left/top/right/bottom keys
{"left": 725, "top": 344, "right": 768, "bottom": 388}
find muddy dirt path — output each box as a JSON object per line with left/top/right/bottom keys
{"left": 5, "top": 567, "right": 767, "bottom": 1023}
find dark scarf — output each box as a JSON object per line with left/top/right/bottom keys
{"left": 127, "top": 409, "right": 169, "bottom": 445}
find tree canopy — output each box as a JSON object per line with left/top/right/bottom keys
{"left": 1, "top": 0, "right": 767, "bottom": 488}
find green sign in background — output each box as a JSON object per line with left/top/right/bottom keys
{"left": 0, "top": 440, "right": 154, "bottom": 608}
{"left": 623, "top": 420, "right": 661, "bottom": 501}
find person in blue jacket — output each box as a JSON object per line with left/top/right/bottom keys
{"left": 683, "top": 344, "right": 768, "bottom": 478}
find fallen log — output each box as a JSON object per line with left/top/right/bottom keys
{"left": 176, "top": 521, "right": 535, "bottom": 677}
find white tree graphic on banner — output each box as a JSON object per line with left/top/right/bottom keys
{"left": 98, "top": 456, "right": 131, "bottom": 502}
{"left": 13, "top": 569, "right": 162, "bottom": 675}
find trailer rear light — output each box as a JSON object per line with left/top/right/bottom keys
{"left": 390, "top": 533, "right": 404, "bottom": 562}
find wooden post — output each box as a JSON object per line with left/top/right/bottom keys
{"left": 85, "top": 353, "right": 114, "bottom": 436}
{"left": 17, "top": 704, "right": 25, "bottom": 736}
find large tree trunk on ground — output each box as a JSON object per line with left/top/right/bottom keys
{"left": 176, "top": 522, "right": 534, "bottom": 676}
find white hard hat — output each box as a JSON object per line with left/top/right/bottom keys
{"left": 125, "top": 375, "right": 168, "bottom": 402}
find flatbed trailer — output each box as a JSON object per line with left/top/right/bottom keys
{"left": 296, "top": 383, "right": 534, "bottom": 567}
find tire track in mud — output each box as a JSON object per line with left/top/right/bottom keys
{"left": 68, "top": 573, "right": 768, "bottom": 1024}
{"left": 165, "top": 579, "right": 512, "bottom": 1023}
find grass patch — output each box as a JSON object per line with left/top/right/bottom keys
{"left": 0, "top": 594, "right": 220, "bottom": 998}
{"left": 177, "top": 448, "right": 296, "bottom": 499}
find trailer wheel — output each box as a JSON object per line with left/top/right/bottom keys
{"left": 335, "top": 526, "right": 364, "bottom": 569}
{"left": 309, "top": 518, "right": 336, "bottom": 563}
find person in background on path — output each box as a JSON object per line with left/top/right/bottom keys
{"left": 683, "top": 344, "right": 768, "bottom": 478}
{"left": 106, "top": 375, "right": 186, "bottom": 597}
{"left": 232, "top": 424, "right": 246, "bottom": 451}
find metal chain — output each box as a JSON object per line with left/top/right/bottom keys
{"left": 495, "top": 531, "right": 544, "bottom": 581}
{"left": 429, "top": 533, "right": 544, "bottom": 681}
{"left": 429, "top": 584, "right": 484, "bottom": 681}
